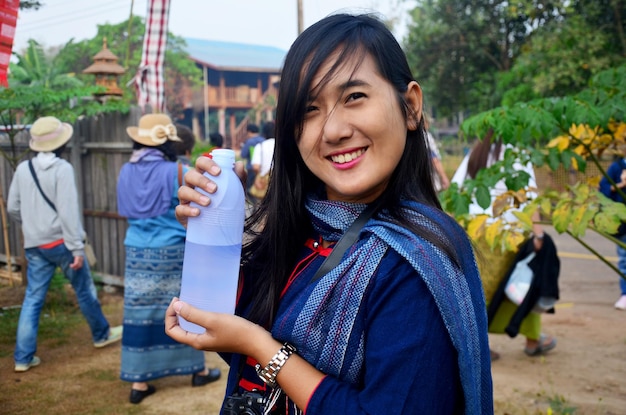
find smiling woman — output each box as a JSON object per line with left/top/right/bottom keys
{"left": 298, "top": 52, "right": 419, "bottom": 203}
{"left": 166, "top": 13, "right": 493, "bottom": 415}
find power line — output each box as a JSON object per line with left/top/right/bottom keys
{"left": 18, "top": 0, "right": 146, "bottom": 32}
{"left": 18, "top": 0, "right": 133, "bottom": 29}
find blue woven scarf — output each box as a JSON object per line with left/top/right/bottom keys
{"left": 295, "top": 197, "right": 492, "bottom": 414}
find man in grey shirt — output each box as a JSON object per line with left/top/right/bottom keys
{"left": 8, "top": 116, "right": 122, "bottom": 372}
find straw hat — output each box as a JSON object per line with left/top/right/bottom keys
{"left": 29, "top": 116, "right": 73, "bottom": 152}
{"left": 126, "top": 114, "right": 181, "bottom": 146}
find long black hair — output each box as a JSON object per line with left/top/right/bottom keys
{"left": 241, "top": 13, "right": 455, "bottom": 326}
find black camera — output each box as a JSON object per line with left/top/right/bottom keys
{"left": 222, "top": 391, "right": 266, "bottom": 415}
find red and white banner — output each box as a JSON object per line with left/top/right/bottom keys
{"left": 0, "top": 0, "right": 19, "bottom": 87}
{"left": 133, "top": 0, "right": 170, "bottom": 113}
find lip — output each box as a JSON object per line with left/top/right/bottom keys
{"left": 327, "top": 147, "right": 367, "bottom": 170}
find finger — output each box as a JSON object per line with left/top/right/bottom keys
{"left": 70, "top": 256, "right": 83, "bottom": 270}
{"left": 172, "top": 299, "right": 204, "bottom": 328}
{"left": 183, "top": 169, "right": 217, "bottom": 196}
{"left": 178, "top": 185, "right": 210, "bottom": 208}
{"left": 164, "top": 298, "right": 202, "bottom": 345}
{"left": 175, "top": 204, "right": 196, "bottom": 228}
{"left": 195, "top": 156, "right": 222, "bottom": 178}
{"left": 164, "top": 297, "right": 181, "bottom": 332}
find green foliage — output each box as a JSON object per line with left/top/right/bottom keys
{"left": 571, "top": 0, "right": 626, "bottom": 57}
{"left": 0, "top": 83, "right": 127, "bottom": 170}
{"left": 191, "top": 142, "right": 215, "bottom": 164}
{"left": 547, "top": 394, "right": 578, "bottom": 414}
{"left": 0, "top": 36, "right": 132, "bottom": 169}
{"left": 404, "top": 0, "right": 625, "bottom": 116}
{"left": 440, "top": 64, "right": 626, "bottom": 280}
{"left": 53, "top": 17, "right": 202, "bottom": 118}
{"left": 461, "top": 65, "right": 626, "bottom": 146}
{"left": 499, "top": 15, "right": 618, "bottom": 105}
{"left": 404, "top": 0, "right": 569, "bottom": 116}
{"left": 4, "top": 38, "right": 130, "bottom": 124}
{"left": 1, "top": 83, "right": 118, "bottom": 122}
{"left": 0, "top": 273, "right": 81, "bottom": 349}
{"left": 9, "top": 40, "right": 83, "bottom": 90}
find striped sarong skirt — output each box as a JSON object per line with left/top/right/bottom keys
{"left": 120, "top": 244, "right": 205, "bottom": 382}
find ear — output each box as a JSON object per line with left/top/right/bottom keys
{"left": 405, "top": 81, "right": 423, "bottom": 131}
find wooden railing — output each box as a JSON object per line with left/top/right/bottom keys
{"left": 207, "top": 85, "right": 261, "bottom": 109}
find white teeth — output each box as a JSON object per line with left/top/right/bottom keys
{"left": 331, "top": 149, "right": 364, "bottom": 164}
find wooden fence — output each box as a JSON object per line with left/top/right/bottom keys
{"left": 0, "top": 107, "right": 144, "bottom": 286}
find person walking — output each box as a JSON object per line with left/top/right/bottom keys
{"left": 598, "top": 144, "right": 626, "bottom": 310}
{"left": 249, "top": 121, "right": 275, "bottom": 202}
{"left": 168, "top": 14, "right": 492, "bottom": 414}
{"left": 116, "top": 114, "right": 220, "bottom": 404}
{"left": 452, "top": 130, "right": 558, "bottom": 358}
{"left": 172, "top": 123, "right": 196, "bottom": 167}
{"left": 7, "top": 116, "right": 122, "bottom": 373}
{"left": 239, "top": 123, "right": 265, "bottom": 201}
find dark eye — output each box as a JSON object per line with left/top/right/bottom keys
{"left": 305, "top": 105, "right": 318, "bottom": 113}
{"left": 346, "top": 92, "right": 365, "bottom": 102}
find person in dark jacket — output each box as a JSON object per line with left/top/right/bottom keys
{"left": 599, "top": 153, "right": 626, "bottom": 310}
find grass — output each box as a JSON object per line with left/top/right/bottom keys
{"left": 0, "top": 273, "right": 230, "bottom": 415}
{"left": 441, "top": 153, "right": 465, "bottom": 182}
{"left": 546, "top": 394, "right": 578, "bottom": 414}
{"left": 0, "top": 272, "right": 85, "bottom": 352}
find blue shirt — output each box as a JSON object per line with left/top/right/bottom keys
{"left": 240, "top": 135, "right": 265, "bottom": 169}
{"left": 599, "top": 158, "right": 626, "bottom": 203}
{"left": 224, "top": 238, "right": 463, "bottom": 414}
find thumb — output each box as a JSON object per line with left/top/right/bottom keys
{"left": 173, "top": 300, "right": 201, "bottom": 326}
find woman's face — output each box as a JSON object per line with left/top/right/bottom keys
{"left": 298, "top": 52, "right": 422, "bottom": 203}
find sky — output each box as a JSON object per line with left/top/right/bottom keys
{"left": 13, "top": 0, "right": 416, "bottom": 53}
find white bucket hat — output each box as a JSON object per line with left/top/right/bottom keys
{"left": 29, "top": 116, "right": 73, "bottom": 152}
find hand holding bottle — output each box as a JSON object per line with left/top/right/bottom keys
{"left": 179, "top": 150, "right": 246, "bottom": 333}
{"left": 176, "top": 155, "right": 246, "bottom": 228}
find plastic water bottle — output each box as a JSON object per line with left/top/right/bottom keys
{"left": 179, "top": 149, "right": 245, "bottom": 333}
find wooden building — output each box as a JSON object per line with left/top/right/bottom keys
{"left": 182, "top": 38, "right": 285, "bottom": 149}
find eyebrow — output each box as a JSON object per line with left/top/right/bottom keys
{"left": 338, "top": 79, "right": 370, "bottom": 90}
{"left": 307, "top": 78, "right": 371, "bottom": 102}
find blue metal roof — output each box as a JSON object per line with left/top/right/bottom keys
{"left": 184, "top": 38, "right": 287, "bottom": 71}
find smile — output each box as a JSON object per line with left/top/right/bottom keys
{"left": 329, "top": 148, "right": 366, "bottom": 164}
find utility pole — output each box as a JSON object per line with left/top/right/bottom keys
{"left": 297, "top": 0, "right": 304, "bottom": 34}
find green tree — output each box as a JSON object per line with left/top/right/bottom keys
{"left": 404, "top": 0, "right": 625, "bottom": 117}
{"left": 53, "top": 17, "right": 202, "bottom": 119}
{"left": 440, "top": 64, "right": 626, "bottom": 278}
{"left": 404, "top": 0, "right": 566, "bottom": 116}
{"left": 1, "top": 40, "right": 128, "bottom": 170}
{"left": 0, "top": 84, "right": 127, "bottom": 170}
{"left": 571, "top": 0, "right": 626, "bottom": 57}
{"left": 9, "top": 39, "right": 82, "bottom": 89}
{"left": 499, "top": 15, "right": 621, "bottom": 106}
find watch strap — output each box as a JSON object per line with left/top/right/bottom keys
{"left": 255, "top": 342, "right": 297, "bottom": 388}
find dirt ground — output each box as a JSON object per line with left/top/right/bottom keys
{"left": 0, "top": 227, "right": 625, "bottom": 415}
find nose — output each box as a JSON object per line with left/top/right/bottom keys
{"left": 322, "top": 107, "right": 352, "bottom": 143}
